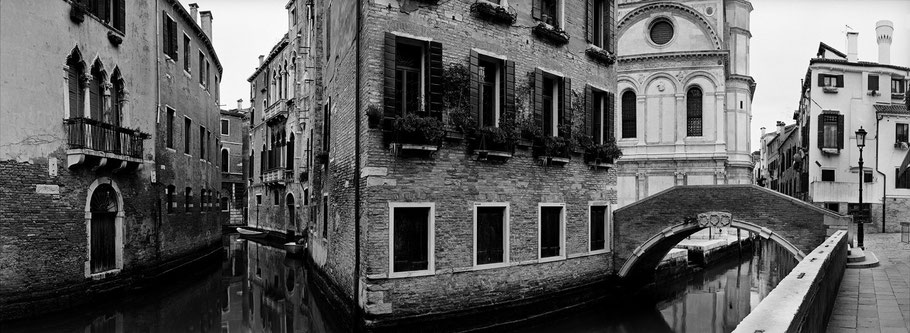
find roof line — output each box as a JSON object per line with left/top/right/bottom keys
{"left": 165, "top": 0, "right": 222, "bottom": 75}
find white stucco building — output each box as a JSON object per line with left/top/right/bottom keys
{"left": 614, "top": 0, "right": 755, "bottom": 207}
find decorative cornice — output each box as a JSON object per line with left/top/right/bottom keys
{"left": 617, "top": 2, "right": 722, "bottom": 50}
{"left": 164, "top": 0, "right": 223, "bottom": 75}
{"left": 729, "top": 26, "right": 752, "bottom": 38}
{"left": 618, "top": 50, "right": 727, "bottom": 63}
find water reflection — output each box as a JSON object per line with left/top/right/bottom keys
{"left": 2, "top": 236, "right": 795, "bottom": 333}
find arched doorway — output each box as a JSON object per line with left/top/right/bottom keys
{"left": 86, "top": 178, "right": 123, "bottom": 276}
{"left": 286, "top": 193, "right": 296, "bottom": 231}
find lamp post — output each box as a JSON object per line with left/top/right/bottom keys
{"left": 856, "top": 127, "right": 867, "bottom": 249}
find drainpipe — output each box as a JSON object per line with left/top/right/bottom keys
{"left": 353, "top": 0, "right": 363, "bottom": 326}
{"left": 876, "top": 114, "right": 887, "bottom": 232}
{"left": 155, "top": 0, "right": 162, "bottom": 262}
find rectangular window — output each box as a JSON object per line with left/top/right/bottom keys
{"left": 821, "top": 169, "right": 835, "bottom": 182}
{"left": 897, "top": 168, "right": 910, "bottom": 189}
{"left": 478, "top": 57, "right": 501, "bottom": 128}
{"left": 868, "top": 74, "right": 879, "bottom": 92}
{"left": 588, "top": 0, "right": 610, "bottom": 49}
{"left": 206, "top": 61, "right": 211, "bottom": 91}
{"left": 818, "top": 113, "right": 843, "bottom": 149}
{"left": 590, "top": 205, "right": 609, "bottom": 252}
{"left": 390, "top": 203, "right": 435, "bottom": 276}
{"left": 474, "top": 204, "right": 508, "bottom": 267}
{"left": 290, "top": 8, "right": 297, "bottom": 26}
{"left": 166, "top": 107, "right": 175, "bottom": 149}
{"left": 819, "top": 74, "right": 843, "bottom": 88}
{"left": 864, "top": 170, "right": 873, "bottom": 183}
{"left": 587, "top": 86, "right": 613, "bottom": 144}
{"left": 199, "top": 126, "right": 205, "bottom": 159}
{"left": 221, "top": 119, "right": 230, "bottom": 135}
{"left": 539, "top": 204, "right": 565, "bottom": 260}
{"left": 384, "top": 33, "right": 442, "bottom": 121}
{"left": 322, "top": 195, "right": 328, "bottom": 239}
{"left": 184, "top": 187, "right": 192, "bottom": 212}
{"left": 540, "top": 0, "right": 561, "bottom": 27}
{"left": 184, "top": 117, "right": 191, "bottom": 155}
{"left": 896, "top": 123, "right": 909, "bottom": 143}
{"left": 162, "top": 12, "right": 178, "bottom": 60}
{"left": 256, "top": 194, "right": 262, "bottom": 205}
{"left": 543, "top": 76, "right": 555, "bottom": 137}
{"left": 395, "top": 42, "right": 425, "bottom": 116}
{"left": 824, "top": 202, "right": 839, "bottom": 213}
{"left": 199, "top": 51, "right": 207, "bottom": 87}
{"left": 893, "top": 79, "right": 907, "bottom": 94}
{"left": 183, "top": 34, "right": 191, "bottom": 73}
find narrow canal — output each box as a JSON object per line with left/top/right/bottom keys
{"left": 2, "top": 233, "right": 797, "bottom": 333}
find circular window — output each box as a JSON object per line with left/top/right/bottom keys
{"left": 650, "top": 20, "right": 674, "bottom": 45}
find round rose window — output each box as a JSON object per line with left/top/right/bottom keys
{"left": 650, "top": 20, "right": 674, "bottom": 45}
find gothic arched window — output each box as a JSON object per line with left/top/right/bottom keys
{"left": 686, "top": 87, "right": 703, "bottom": 137}
{"left": 621, "top": 91, "right": 636, "bottom": 138}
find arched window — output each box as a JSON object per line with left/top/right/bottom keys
{"left": 686, "top": 87, "right": 703, "bottom": 137}
{"left": 166, "top": 185, "right": 176, "bottom": 213}
{"left": 286, "top": 193, "right": 295, "bottom": 229}
{"left": 109, "top": 69, "right": 124, "bottom": 127}
{"left": 621, "top": 91, "right": 637, "bottom": 138}
{"left": 287, "top": 133, "right": 295, "bottom": 171}
{"left": 221, "top": 148, "right": 229, "bottom": 173}
{"left": 66, "top": 48, "right": 85, "bottom": 118}
{"left": 89, "top": 60, "right": 106, "bottom": 121}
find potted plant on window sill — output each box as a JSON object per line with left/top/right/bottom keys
{"left": 470, "top": 1, "right": 517, "bottom": 25}
{"left": 536, "top": 136, "right": 573, "bottom": 166}
{"left": 532, "top": 22, "right": 570, "bottom": 46}
{"left": 445, "top": 106, "right": 475, "bottom": 141}
{"left": 585, "top": 45, "right": 616, "bottom": 66}
{"left": 582, "top": 138, "right": 622, "bottom": 170}
{"left": 391, "top": 113, "right": 444, "bottom": 155}
{"left": 473, "top": 126, "right": 514, "bottom": 161}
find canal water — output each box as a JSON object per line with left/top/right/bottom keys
{"left": 2, "top": 233, "right": 797, "bottom": 333}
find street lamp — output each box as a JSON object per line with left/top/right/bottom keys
{"left": 855, "top": 127, "right": 867, "bottom": 249}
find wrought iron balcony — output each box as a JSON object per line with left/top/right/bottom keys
{"left": 263, "top": 99, "right": 289, "bottom": 125}
{"left": 64, "top": 117, "right": 149, "bottom": 171}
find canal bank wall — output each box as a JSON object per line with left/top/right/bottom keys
{"left": 733, "top": 230, "right": 848, "bottom": 333}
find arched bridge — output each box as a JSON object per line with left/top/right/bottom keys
{"left": 613, "top": 185, "right": 852, "bottom": 285}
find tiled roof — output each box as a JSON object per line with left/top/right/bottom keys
{"left": 873, "top": 104, "right": 910, "bottom": 115}
{"left": 810, "top": 58, "right": 910, "bottom": 72}
{"left": 817, "top": 42, "right": 847, "bottom": 59}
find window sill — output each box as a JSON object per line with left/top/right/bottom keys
{"left": 821, "top": 148, "right": 840, "bottom": 154}
{"left": 166, "top": 147, "right": 176, "bottom": 152}
{"left": 867, "top": 91, "right": 882, "bottom": 97}
{"left": 387, "top": 269, "right": 435, "bottom": 279}
{"left": 538, "top": 255, "right": 566, "bottom": 263}
{"left": 471, "top": 262, "right": 510, "bottom": 271}
{"left": 183, "top": 70, "right": 192, "bottom": 78}
{"left": 583, "top": 249, "right": 610, "bottom": 256}
{"left": 87, "top": 268, "right": 122, "bottom": 280}
{"left": 822, "top": 87, "right": 839, "bottom": 94}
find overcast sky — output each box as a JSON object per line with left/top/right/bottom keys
{"left": 196, "top": 0, "right": 910, "bottom": 151}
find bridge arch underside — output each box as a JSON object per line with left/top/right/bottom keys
{"left": 617, "top": 220, "right": 804, "bottom": 285}
{"left": 612, "top": 185, "right": 851, "bottom": 287}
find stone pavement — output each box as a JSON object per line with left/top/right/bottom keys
{"left": 828, "top": 233, "right": 910, "bottom": 333}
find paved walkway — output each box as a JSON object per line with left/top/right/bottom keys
{"left": 828, "top": 233, "right": 910, "bottom": 333}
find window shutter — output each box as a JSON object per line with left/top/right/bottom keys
{"left": 605, "top": 0, "right": 613, "bottom": 53}
{"left": 817, "top": 114, "right": 824, "bottom": 149}
{"left": 99, "top": 0, "right": 109, "bottom": 22}
{"left": 427, "top": 41, "right": 443, "bottom": 119}
{"left": 561, "top": 77, "right": 572, "bottom": 138}
{"left": 868, "top": 75, "right": 879, "bottom": 91}
{"left": 837, "top": 114, "right": 844, "bottom": 149}
{"left": 170, "top": 19, "right": 178, "bottom": 60}
{"left": 89, "top": 77, "right": 101, "bottom": 120}
{"left": 114, "top": 0, "right": 125, "bottom": 31}
{"left": 607, "top": 91, "right": 615, "bottom": 140}
{"left": 382, "top": 32, "right": 397, "bottom": 128}
{"left": 503, "top": 60, "right": 516, "bottom": 122}
{"left": 836, "top": 75, "right": 844, "bottom": 88}
{"left": 584, "top": 85, "right": 593, "bottom": 138}
{"left": 469, "top": 51, "right": 480, "bottom": 124}
{"left": 533, "top": 69, "right": 543, "bottom": 135}
{"left": 585, "top": 0, "right": 593, "bottom": 43}
{"left": 162, "top": 12, "right": 169, "bottom": 56}
{"left": 68, "top": 67, "right": 80, "bottom": 117}
{"left": 532, "top": 0, "right": 542, "bottom": 20}
{"left": 817, "top": 74, "right": 824, "bottom": 87}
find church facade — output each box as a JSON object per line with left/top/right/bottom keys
{"left": 614, "top": 0, "right": 755, "bottom": 207}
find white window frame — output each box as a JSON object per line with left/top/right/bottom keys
{"left": 394, "top": 37, "right": 427, "bottom": 115}
{"left": 538, "top": 203, "right": 566, "bottom": 262}
{"left": 539, "top": 0, "right": 565, "bottom": 29}
{"left": 388, "top": 202, "right": 436, "bottom": 278}
{"left": 477, "top": 55, "right": 503, "bottom": 128}
{"left": 472, "top": 202, "right": 510, "bottom": 270}
{"left": 221, "top": 118, "right": 230, "bottom": 135}
{"left": 588, "top": 202, "right": 611, "bottom": 254}
{"left": 183, "top": 32, "right": 192, "bottom": 75}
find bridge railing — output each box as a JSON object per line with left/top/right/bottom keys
{"left": 733, "top": 230, "right": 848, "bottom": 333}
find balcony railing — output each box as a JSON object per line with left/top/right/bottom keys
{"left": 64, "top": 117, "right": 149, "bottom": 158}
{"left": 263, "top": 99, "right": 289, "bottom": 125}
{"left": 262, "top": 167, "right": 286, "bottom": 185}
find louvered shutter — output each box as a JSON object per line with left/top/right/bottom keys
{"left": 162, "top": 11, "right": 170, "bottom": 56}
{"left": 533, "top": 70, "right": 543, "bottom": 135}
{"left": 817, "top": 114, "right": 824, "bottom": 148}
{"left": 503, "top": 60, "right": 516, "bottom": 123}
{"left": 170, "top": 19, "right": 178, "bottom": 60}
{"left": 607, "top": 91, "right": 615, "bottom": 140}
{"left": 585, "top": 0, "right": 593, "bottom": 43}
{"left": 836, "top": 75, "right": 844, "bottom": 87}
{"left": 68, "top": 67, "right": 80, "bottom": 117}
{"left": 605, "top": 0, "right": 613, "bottom": 52}
{"left": 584, "top": 85, "right": 593, "bottom": 138}
{"left": 89, "top": 77, "right": 101, "bottom": 120}
{"left": 817, "top": 74, "right": 824, "bottom": 87}
{"left": 114, "top": 0, "right": 125, "bottom": 32}
{"left": 532, "top": 0, "right": 542, "bottom": 20}
{"left": 837, "top": 114, "right": 844, "bottom": 149}
{"left": 561, "top": 78, "right": 572, "bottom": 138}
{"left": 868, "top": 75, "right": 879, "bottom": 91}
{"left": 428, "top": 41, "right": 443, "bottom": 119}
{"left": 382, "top": 32, "right": 397, "bottom": 128}
{"left": 469, "top": 50, "right": 480, "bottom": 124}
{"left": 593, "top": 92, "right": 602, "bottom": 144}
{"left": 98, "top": 0, "right": 108, "bottom": 22}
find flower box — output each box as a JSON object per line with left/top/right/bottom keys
{"left": 585, "top": 46, "right": 616, "bottom": 66}
{"left": 470, "top": 1, "right": 516, "bottom": 25}
{"left": 532, "top": 22, "right": 570, "bottom": 46}
{"left": 539, "top": 156, "right": 570, "bottom": 166}
{"left": 822, "top": 87, "right": 839, "bottom": 94}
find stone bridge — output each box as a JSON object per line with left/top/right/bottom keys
{"left": 613, "top": 185, "right": 852, "bottom": 285}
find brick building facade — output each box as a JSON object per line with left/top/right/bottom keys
{"left": 0, "top": 0, "right": 222, "bottom": 319}
{"left": 220, "top": 102, "right": 249, "bottom": 226}
{"left": 287, "top": 0, "right": 619, "bottom": 327}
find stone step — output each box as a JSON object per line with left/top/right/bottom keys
{"left": 846, "top": 250, "right": 880, "bottom": 269}
{"left": 848, "top": 247, "right": 867, "bottom": 263}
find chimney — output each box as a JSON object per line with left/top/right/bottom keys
{"left": 876, "top": 20, "right": 893, "bottom": 65}
{"left": 259, "top": 55, "right": 265, "bottom": 66}
{"left": 237, "top": 99, "right": 243, "bottom": 111}
{"left": 846, "top": 31, "right": 858, "bottom": 62}
{"left": 760, "top": 127, "right": 766, "bottom": 136}
{"left": 776, "top": 121, "right": 785, "bottom": 134}
{"left": 200, "top": 11, "right": 213, "bottom": 41}
{"left": 188, "top": 3, "right": 198, "bottom": 23}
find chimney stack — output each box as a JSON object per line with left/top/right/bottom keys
{"left": 237, "top": 99, "right": 243, "bottom": 111}
{"left": 188, "top": 3, "right": 198, "bottom": 23}
{"left": 259, "top": 55, "right": 265, "bottom": 66}
{"left": 876, "top": 20, "right": 893, "bottom": 65}
{"left": 200, "top": 11, "right": 213, "bottom": 41}
{"left": 846, "top": 31, "right": 858, "bottom": 62}
{"left": 776, "top": 121, "right": 785, "bottom": 134}
{"left": 761, "top": 127, "right": 766, "bottom": 136}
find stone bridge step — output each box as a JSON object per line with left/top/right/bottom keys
{"left": 846, "top": 250, "right": 880, "bottom": 268}
{"left": 847, "top": 247, "right": 867, "bottom": 262}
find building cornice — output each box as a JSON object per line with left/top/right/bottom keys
{"left": 164, "top": 0, "right": 223, "bottom": 75}
{"left": 617, "top": 2, "right": 722, "bottom": 50}
{"left": 247, "top": 36, "right": 290, "bottom": 82}
{"left": 729, "top": 26, "right": 752, "bottom": 38}
{"left": 809, "top": 58, "right": 910, "bottom": 72}
{"left": 618, "top": 50, "right": 727, "bottom": 64}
